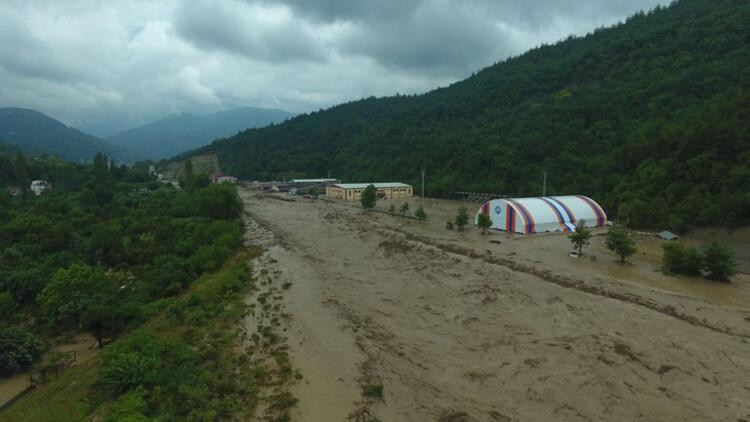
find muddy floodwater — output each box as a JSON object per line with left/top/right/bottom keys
{"left": 240, "top": 189, "right": 750, "bottom": 421}
{"left": 0, "top": 335, "right": 98, "bottom": 408}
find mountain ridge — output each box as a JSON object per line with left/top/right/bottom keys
{"left": 107, "top": 106, "right": 294, "bottom": 160}
{"left": 0, "top": 107, "right": 139, "bottom": 163}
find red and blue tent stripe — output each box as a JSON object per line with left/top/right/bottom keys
{"left": 539, "top": 197, "right": 569, "bottom": 232}
{"left": 576, "top": 195, "right": 606, "bottom": 226}
{"left": 548, "top": 196, "right": 577, "bottom": 225}
{"left": 506, "top": 199, "right": 535, "bottom": 234}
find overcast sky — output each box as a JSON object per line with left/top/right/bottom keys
{"left": 0, "top": 0, "right": 670, "bottom": 136}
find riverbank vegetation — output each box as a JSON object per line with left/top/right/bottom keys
{"left": 1, "top": 150, "right": 253, "bottom": 420}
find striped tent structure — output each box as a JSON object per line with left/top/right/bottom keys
{"left": 475, "top": 195, "right": 607, "bottom": 234}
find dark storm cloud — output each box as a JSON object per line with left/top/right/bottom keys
{"left": 0, "top": 0, "right": 671, "bottom": 136}
{"left": 260, "top": 0, "right": 417, "bottom": 22}
{"left": 274, "top": 0, "right": 671, "bottom": 74}
{"left": 174, "top": 0, "right": 327, "bottom": 63}
{"left": 336, "top": 2, "right": 511, "bottom": 75}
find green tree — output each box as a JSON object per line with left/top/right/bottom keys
{"left": 92, "top": 153, "right": 115, "bottom": 206}
{"left": 454, "top": 207, "right": 469, "bottom": 230}
{"left": 13, "top": 151, "right": 30, "bottom": 199}
{"left": 192, "top": 172, "right": 210, "bottom": 189}
{"left": 197, "top": 184, "right": 242, "bottom": 220}
{"left": 568, "top": 220, "right": 592, "bottom": 255}
{"left": 399, "top": 202, "right": 409, "bottom": 217}
{"left": 662, "top": 242, "right": 702, "bottom": 276}
{"left": 701, "top": 239, "right": 736, "bottom": 281}
{"left": 180, "top": 159, "right": 195, "bottom": 192}
{"left": 388, "top": 204, "right": 395, "bottom": 214}
{"left": 415, "top": 205, "right": 427, "bottom": 221}
{"left": 605, "top": 224, "right": 637, "bottom": 263}
{"left": 477, "top": 212, "right": 493, "bottom": 235}
{"left": 38, "top": 264, "right": 130, "bottom": 345}
{"left": 0, "top": 327, "right": 45, "bottom": 376}
{"left": 360, "top": 184, "right": 377, "bottom": 209}
{"left": 87, "top": 224, "right": 124, "bottom": 268}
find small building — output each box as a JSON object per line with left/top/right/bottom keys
{"left": 289, "top": 178, "right": 340, "bottom": 194}
{"left": 475, "top": 195, "right": 607, "bottom": 234}
{"left": 289, "top": 178, "right": 340, "bottom": 186}
{"left": 658, "top": 231, "right": 679, "bottom": 241}
{"left": 30, "top": 180, "right": 51, "bottom": 196}
{"left": 211, "top": 173, "right": 237, "bottom": 184}
{"left": 326, "top": 183, "right": 413, "bottom": 201}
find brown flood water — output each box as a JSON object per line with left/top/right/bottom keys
{"left": 241, "top": 190, "right": 750, "bottom": 421}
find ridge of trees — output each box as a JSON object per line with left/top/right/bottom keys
{"left": 183, "top": 0, "right": 750, "bottom": 231}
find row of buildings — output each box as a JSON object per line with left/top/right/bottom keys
{"left": 252, "top": 177, "right": 608, "bottom": 236}
{"left": 325, "top": 182, "right": 413, "bottom": 200}
{"left": 253, "top": 178, "right": 415, "bottom": 201}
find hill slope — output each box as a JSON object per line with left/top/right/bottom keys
{"left": 108, "top": 107, "right": 294, "bottom": 160}
{"left": 0, "top": 108, "right": 139, "bottom": 163}
{"left": 185, "top": 0, "right": 750, "bottom": 230}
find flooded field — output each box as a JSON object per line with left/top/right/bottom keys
{"left": 240, "top": 189, "right": 750, "bottom": 421}
{"left": 0, "top": 335, "right": 98, "bottom": 409}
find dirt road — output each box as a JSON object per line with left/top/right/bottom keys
{"left": 240, "top": 189, "right": 750, "bottom": 421}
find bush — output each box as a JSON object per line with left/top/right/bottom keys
{"left": 0, "top": 327, "right": 45, "bottom": 376}
{"left": 99, "top": 331, "right": 200, "bottom": 397}
{"left": 362, "top": 384, "right": 384, "bottom": 400}
{"left": 399, "top": 202, "right": 409, "bottom": 217}
{"left": 662, "top": 239, "right": 737, "bottom": 281}
{"left": 360, "top": 184, "right": 377, "bottom": 209}
{"left": 477, "top": 212, "right": 493, "bottom": 235}
{"left": 103, "top": 389, "right": 150, "bottom": 422}
{"left": 197, "top": 184, "right": 242, "bottom": 220}
{"left": 662, "top": 242, "right": 703, "bottom": 276}
{"left": 415, "top": 205, "right": 427, "bottom": 221}
{"left": 605, "top": 224, "right": 637, "bottom": 263}
{"left": 445, "top": 221, "right": 454, "bottom": 230}
{"left": 702, "top": 239, "right": 736, "bottom": 281}
{"left": 454, "top": 207, "right": 469, "bottom": 230}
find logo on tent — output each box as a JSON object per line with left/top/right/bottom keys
{"left": 495, "top": 206, "right": 501, "bottom": 214}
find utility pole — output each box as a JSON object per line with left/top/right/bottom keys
{"left": 421, "top": 169, "right": 425, "bottom": 202}
{"left": 542, "top": 171, "right": 547, "bottom": 197}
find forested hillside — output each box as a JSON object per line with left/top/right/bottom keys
{"left": 0, "top": 108, "right": 140, "bottom": 163}
{"left": 185, "top": 0, "right": 750, "bottom": 231}
{"left": 108, "top": 107, "right": 294, "bottom": 160}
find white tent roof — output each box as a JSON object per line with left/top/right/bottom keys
{"left": 476, "top": 195, "right": 607, "bottom": 234}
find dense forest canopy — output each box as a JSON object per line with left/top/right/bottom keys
{"left": 183, "top": 0, "right": 750, "bottom": 231}
{"left": 1, "top": 147, "right": 244, "bottom": 415}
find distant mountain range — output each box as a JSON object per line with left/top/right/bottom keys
{"left": 0, "top": 108, "right": 139, "bottom": 163}
{"left": 107, "top": 107, "right": 295, "bottom": 160}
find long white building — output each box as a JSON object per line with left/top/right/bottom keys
{"left": 475, "top": 195, "right": 607, "bottom": 234}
